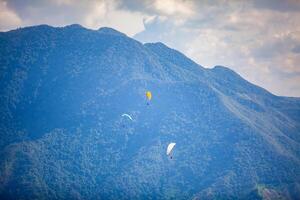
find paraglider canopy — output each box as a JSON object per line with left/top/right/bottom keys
{"left": 146, "top": 91, "right": 152, "bottom": 101}
{"left": 121, "top": 113, "right": 133, "bottom": 121}
{"left": 166, "top": 142, "right": 176, "bottom": 156}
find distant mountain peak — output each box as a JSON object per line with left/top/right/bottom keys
{"left": 98, "top": 27, "right": 126, "bottom": 37}
{"left": 144, "top": 42, "right": 204, "bottom": 72}
{"left": 211, "top": 65, "right": 242, "bottom": 78}
{"left": 64, "top": 24, "right": 85, "bottom": 30}
{"left": 144, "top": 42, "right": 166, "bottom": 48}
{"left": 213, "top": 65, "right": 235, "bottom": 72}
{"left": 5, "top": 24, "right": 53, "bottom": 33}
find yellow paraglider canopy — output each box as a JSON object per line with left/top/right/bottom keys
{"left": 146, "top": 91, "right": 152, "bottom": 101}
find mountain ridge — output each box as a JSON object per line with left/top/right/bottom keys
{"left": 0, "top": 24, "right": 299, "bottom": 200}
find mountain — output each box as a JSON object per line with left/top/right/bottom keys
{"left": 0, "top": 24, "right": 299, "bottom": 200}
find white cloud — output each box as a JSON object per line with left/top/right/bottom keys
{"left": 84, "top": 1, "right": 107, "bottom": 28}
{"left": 152, "top": 0, "right": 195, "bottom": 17}
{"left": 184, "top": 5, "right": 300, "bottom": 96}
{"left": 50, "top": 0, "right": 73, "bottom": 6}
{"left": 84, "top": 0, "right": 146, "bottom": 36}
{"left": 143, "top": 15, "right": 156, "bottom": 24}
{"left": 0, "top": 1, "right": 22, "bottom": 31}
{"left": 1, "top": 0, "right": 147, "bottom": 37}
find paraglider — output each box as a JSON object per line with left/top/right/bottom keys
{"left": 121, "top": 113, "right": 133, "bottom": 121}
{"left": 146, "top": 91, "right": 152, "bottom": 105}
{"left": 166, "top": 142, "right": 176, "bottom": 159}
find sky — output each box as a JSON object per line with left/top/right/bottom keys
{"left": 1, "top": 0, "right": 300, "bottom": 97}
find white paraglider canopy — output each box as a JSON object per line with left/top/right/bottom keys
{"left": 121, "top": 113, "right": 133, "bottom": 121}
{"left": 166, "top": 142, "right": 176, "bottom": 156}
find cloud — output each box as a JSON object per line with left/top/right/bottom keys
{"left": 120, "top": 0, "right": 196, "bottom": 26}
{"left": 0, "top": 1, "right": 22, "bottom": 31}
{"left": 2, "top": 0, "right": 147, "bottom": 36}
{"left": 252, "top": 0, "right": 300, "bottom": 12}
{"left": 52, "top": 0, "right": 73, "bottom": 5}
{"left": 152, "top": 0, "right": 195, "bottom": 17}
{"left": 292, "top": 45, "right": 300, "bottom": 54}
{"left": 83, "top": 0, "right": 146, "bottom": 36}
